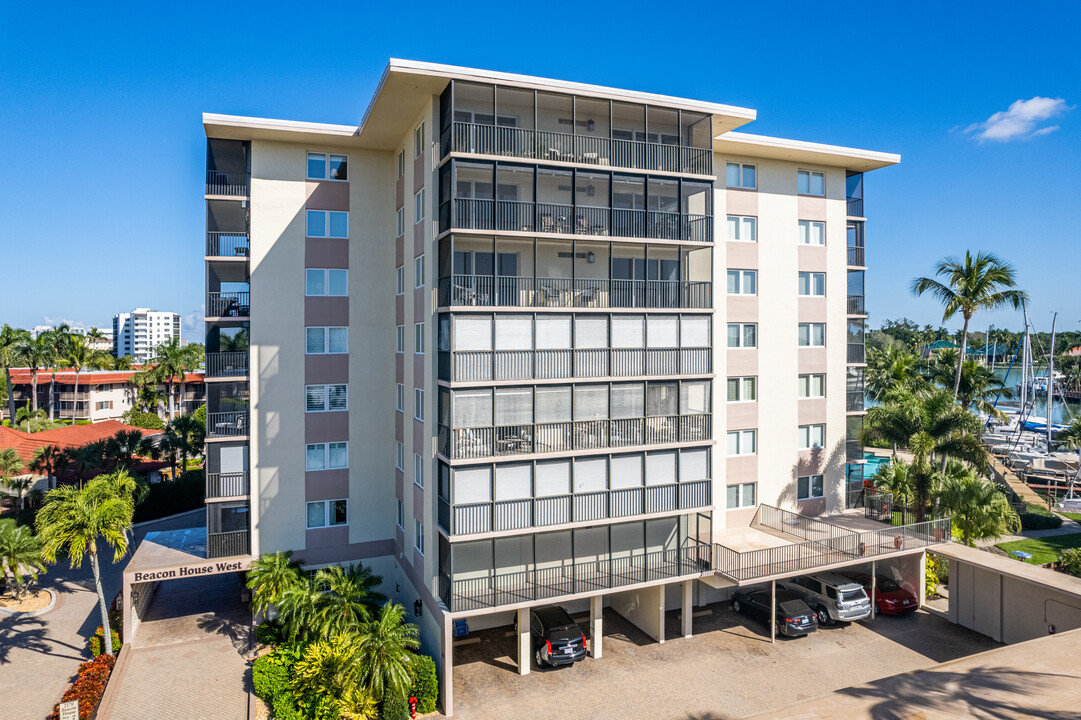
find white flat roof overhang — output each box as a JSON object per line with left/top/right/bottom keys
{"left": 714, "top": 131, "right": 901, "bottom": 173}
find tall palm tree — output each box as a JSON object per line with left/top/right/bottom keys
{"left": 30, "top": 444, "right": 64, "bottom": 490}
{"left": 310, "top": 564, "right": 387, "bottom": 638}
{"left": 937, "top": 461, "right": 1020, "bottom": 546}
{"left": 246, "top": 550, "right": 303, "bottom": 618}
{"left": 60, "top": 335, "right": 113, "bottom": 424}
{"left": 0, "top": 448, "right": 26, "bottom": 509}
{"left": 40, "top": 325, "right": 71, "bottom": 421}
{"left": 871, "top": 458, "right": 915, "bottom": 525}
{"left": 148, "top": 339, "right": 200, "bottom": 421}
{"left": 356, "top": 602, "right": 420, "bottom": 703}
{"left": 0, "top": 325, "right": 30, "bottom": 424}
{"left": 278, "top": 581, "right": 326, "bottom": 644}
{"left": 164, "top": 414, "right": 206, "bottom": 474}
{"left": 912, "top": 251, "right": 1027, "bottom": 399}
{"left": 16, "top": 334, "right": 49, "bottom": 414}
{"left": 865, "top": 346, "right": 926, "bottom": 402}
{"left": 65, "top": 441, "right": 108, "bottom": 486}
{"left": 105, "top": 430, "right": 156, "bottom": 471}
{"left": 0, "top": 523, "right": 46, "bottom": 600}
{"left": 36, "top": 471, "right": 136, "bottom": 655}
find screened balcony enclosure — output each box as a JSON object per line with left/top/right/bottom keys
{"left": 437, "top": 379, "right": 712, "bottom": 460}
{"left": 438, "top": 235, "right": 712, "bottom": 309}
{"left": 438, "top": 160, "right": 713, "bottom": 242}
{"left": 207, "top": 382, "right": 250, "bottom": 438}
{"left": 439, "top": 81, "right": 713, "bottom": 175}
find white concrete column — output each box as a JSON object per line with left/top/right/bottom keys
{"left": 517, "top": 607, "right": 531, "bottom": 675}
{"left": 871, "top": 560, "right": 877, "bottom": 620}
{"left": 770, "top": 579, "right": 776, "bottom": 644}
{"left": 121, "top": 574, "right": 132, "bottom": 645}
{"left": 441, "top": 618, "right": 454, "bottom": 717}
{"left": 919, "top": 550, "right": 927, "bottom": 609}
{"left": 681, "top": 580, "right": 693, "bottom": 638}
{"left": 589, "top": 595, "right": 603, "bottom": 659}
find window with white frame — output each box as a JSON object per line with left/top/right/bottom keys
{"left": 414, "top": 388, "right": 424, "bottom": 421}
{"left": 726, "top": 482, "right": 756, "bottom": 509}
{"left": 726, "top": 162, "right": 756, "bottom": 189}
{"left": 798, "top": 272, "right": 826, "bottom": 297}
{"left": 414, "top": 323, "right": 425, "bottom": 354}
{"left": 398, "top": 150, "right": 405, "bottom": 178}
{"left": 798, "top": 169, "right": 825, "bottom": 196}
{"left": 798, "top": 374, "right": 826, "bottom": 398}
{"left": 414, "top": 454, "right": 424, "bottom": 488}
{"left": 307, "top": 153, "right": 348, "bottom": 181}
{"left": 798, "top": 474, "right": 824, "bottom": 500}
{"left": 305, "top": 327, "right": 348, "bottom": 354}
{"left": 414, "top": 255, "right": 425, "bottom": 288}
{"left": 396, "top": 266, "right": 405, "bottom": 295}
{"left": 414, "top": 189, "right": 425, "bottom": 222}
{"left": 305, "top": 442, "right": 348, "bottom": 471}
{"left": 306, "top": 499, "right": 347, "bottom": 529}
{"left": 396, "top": 208, "right": 405, "bottom": 237}
{"left": 306, "top": 210, "right": 349, "bottom": 239}
{"left": 305, "top": 384, "right": 348, "bottom": 412}
{"left": 727, "top": 429, "right": 757, "bottom": 456}
{"left": 396, "top": 383, "right": 405, "bottom": 412}
{"left": 726, "top": 215, "right": 757, "bottom": 242}
{"left": 414, "top": 520, "right": 424, "bottom": 554}
{"left": 727, "top": 323, "right": 757, "bottom": 348}
{"left": 798, "top": 424, "right": 826, "bottom": 450}
{"left": 306, "top": 268, "right": 348, "bottom": 296}
{"left": 396, "top": 325, "right": 405, "bottom": 353}
{"left": 727, "top": 269, "right": 757, "bottom": 295}
{"left": 414, "top": 124, "right": 424, "bottom": 158}
{"left": 396, "top": 499, "right": 404, "bottom": 529}
{"left": 727, "top": 376, "right": 757, "bottom": 402}
{"left": 798, "top": 220, "right": 826, "bottom": 245}
{"left": 799, "top": 323, "right": 826, "bottom": 347}
{"left": 396, "top": 441, "right": 404, "bottom": 470}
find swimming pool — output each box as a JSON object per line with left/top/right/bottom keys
{"left": 863, "top": 453, "right": 890, "bottom": 480}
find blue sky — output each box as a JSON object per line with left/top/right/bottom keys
{"left": 2, "top": 1, "right": 1078, "bottom": 341}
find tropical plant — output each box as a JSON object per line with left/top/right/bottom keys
{"left": 355, "top": 602, "right": 420, "bottom": 703}
{"left": 929, "top": 355, "right": 1012, "bottom": 418}
{"left": 15, "top": 403, "right": 46, "bottom": 432}
{"left": 411, "top": 655, "right": 439, "bottom": 714}
{"left": 36, "top": 471, "right": 137, "bottom": 655}
{"left": 60, "top": 335, "right": 113, "bottom": 425}
{"left": 0, "top": 523, "right": 46, "bottom": 599}
{"left": 128, "top": 370, "right": 164, "bottom": 414}
{"left": 163, "top": 414, "right": 205, "bottom": 475}
{"left": 865, "top": 346, "right": 926, "bottom": 402}
{"left": 246, "top": 550, "right": 303, "bottom": 618}
{"left": 0, "top": 325, "right": 30, "bottom": 424}
{"left": 121, "top": 408, "right": 164, "bottom": 430}
{"left": 30, "top": 444, "right": 64, "bottom": 490}
{"left": 936, "top": 461, "right": 1019, "bottom": 546}
{"left": 870, "top": 458, "right": 915, "bottom": 525}
{"left": 112, "top": 354, "right": 134, "bottom": 371}
{"left": 1060, "top": 548, "right": 1081, "bottom": 578}
{"left": 1057, "top": 418, "right": 1081, "bottom": 451}
{"left": 0, "top": 448, "right": 28, "bottom": 510}
{"left": 912, "top": 251, "right": 1027, "bottom": 399}
{"left": 65, "top": 441, "right": 109, "bottom": 486}
{"left": 309, "top": 563, "right": 387, "bottom": 639}
{"left": 104, "top": 430, "right": 156, "bottom": 471}
{"left": 40, "top": 325, "right": 71, "bottom": 421}
{"left": 291, "top": 634, "right": 378, "bottom": 720}
{"left": 15, "top": 333, "right": 49, "bottom": 414}
{"left": 145, "top": 338, "right": 201, "bottom": 420}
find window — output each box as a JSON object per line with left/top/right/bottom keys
{"left": 726, "top": 162, "right": 756, "bottom": 189}
{"left": 306, "top": 499, "right": 348, "bottom": 529}
{"left": 396, "top": 266, "right": 405, "bottom": 295}
{"left": 798, "top": 374, "right": 826, "bottom": 399}
{"left": 414, "top": 520, "right": 424, "bottom": 554}
{"left": 727, "top": 377, "right": 757, "bottom": 402}
{"left": 306, "top": 442, "right": 348, "bottom": 471}
{"left": 727, "top": 323, "right": 757, "bottom": 348}
{"left": 307, "top": 153, "right": 348, "bottom": 181}
{"left": 398, "top": 150, "right": 405, "bottom": 179}
{"left": 306, "top": 384, "right": 348, "bottom": 412}
{"left": 414, "top": 189, "right": 425, "bottom": 222}
{"left": 396, "top": 441, "right": 404, "bottom": 471}
{"left": 798, "top": 474, "right": 825, "bottom": 500}
{"left": 798, "top": 272, "right": 826, "bottom": 297}
{"left": 396, "top": 208, "right": 405, "bottom": 236}
{"left": 396, "top": 383, "right": 405, "bottom": 412}
{"left": 414, "top": 323, "right": 425, "bottom": 354}
{"left": 414, "top": 123, "right": 424, "bottom": 158}
{"left": 95, "top": 400, "right": 113, "bottom": 410}
{"left": 799, "top": 323, "right": 826, "bottom": 347}
{"left": 305, "top": 268, "right": 348, "bottom": 297}
{"left": 726, "top": 483, "right": 756, "bottom": 509}
{"left": 798, "top": 169, "right": 825, "bottom": 196}
{"left": 396, "top": 325, "right": 405, "bottom": 353}
{"left": 414, "top": 454, "right": 424, "bottom": 488}
{"left": 727, "top": 429, "right": 756, "bottom": 456}
{"left": 414, "top": 255, "right": 425, "bottom": 288}
{"left": 414, "top": 388, "right": 424, "bottom": 421}
{"left": 305, "top": 326, "right": 348, "bottom": 354}
{"left": 396, "top": 499, "right": 404, "bottom": 529}
{"left": 798, "top": 424, "right": 826, "bottom": 450}
{"left": 726, "top": 215, "right": 757, "bottom": 242}
{"left": 798, "top": 220, "right": 825, "bottom": 245}
{"left": 727, "top": 269, "right": 757, "bottom": 295}
{"left": 306, "top": 210, "right": 349, "bottom": 238}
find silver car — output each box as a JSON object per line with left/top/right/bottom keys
{"left": 780, "top": 572, "right": 872, "bottom": 624}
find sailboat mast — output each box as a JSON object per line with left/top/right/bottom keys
{"left": 1048, "top": 312, "right": 1057, "bottom": 450}
{"left": 1021, "top": 302, "right": 1030, "bottom": 414}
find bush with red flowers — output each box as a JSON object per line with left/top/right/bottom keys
{"left": 47, "top": 654, "right": 116, "bottom": 720}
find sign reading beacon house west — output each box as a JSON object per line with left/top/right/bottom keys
{"left": 131, "top": 559, "right": 248, "bottom": 583}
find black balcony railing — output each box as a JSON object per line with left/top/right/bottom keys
{"left": 207, "top": 530, "right": 250, "bottom": 558}
{"left": 207, "top": 411, "right": 249, "bottom": 438}
{"left": 443, "top": 121, "right": 713, "bottom": 176}
{"left": 846, "top": 438, "right": 863, "bottom": 461}
{"left": 847, "top": 295, "right": 866, "bottom": 315}
{"left": 206, "top": 472, "right": 249, "bottom": 499}
{"left": 847, "top": 197, "right": 864, "bottom": 218}
{"left": 442, "top": 275, "right": 712, "bottom": 310}
{"left": 847, "top": 343, "right": 866, "bottom": 364}
{"left": 447, "top": 347, "right": 711, "bottom": 383}
{"left": 206, "top": 232, "right": 250, "bottom": 257}
{"left": 206, "top": 171, "right": 249, "bottom": 197}
{"left": 206, "top": 352, "right": 249, "bottom": 378}
{"left": 847, "top": 246, "right": 865, "bottom": 266}
{"left": 207, "top": 291, "right": 250, "bottom": 318}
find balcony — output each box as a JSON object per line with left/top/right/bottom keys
{"left": 443, "top": 121, "right": 713, "bottom": 175}
{"left": 846, "top": 438, "right": 863, "bottom": 461}
{"left": 846, "top": 197, "right": 864, "bottom": 218}
{"left": 847, "top": 295, "right": 866, "bottom": 315}
{"left": 847, "top": 246, "right": 865, "bottom": 267}
{"left": 440, "top": 414, "right": 711, "bottom": 461}
{"left": 846, "top": 391, "right": 865, "bottom": 413}
{"left": 442, "top": 275, "right": 712, "bottom": 310}
{"left": 207, "top": 530, "right": 250, "bottom": 558}
{"left": 206, "top": 472, "right": 249, "bottom": 499}
{"left": 847, "top": 343, "right": 866, "bottom": 364}
{"left": 206, "top": 352, "right": 249, "bottom": 379}
{"left": 207, "top": 411, "right": 249, "bottom": 438}
{"left": 447, "top": 347, "right": 711, "bottom": 383}
{"left": 207, "top": 232, "right": 250, "bottom": 258}
{"left": 206, "top": 171, "right": 249, "bottom": 197}
{"left": 207, "top": 291, "right": 250, "bottom": 318}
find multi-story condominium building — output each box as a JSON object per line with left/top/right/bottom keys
{"left": 113, "top": 308, "right": 181, "bottom": 362}
{"left": 29, "top": 325, "right": 113, "bottom": 352}
{"left": 198, "top": 60, "right": 929, "bottom": 715}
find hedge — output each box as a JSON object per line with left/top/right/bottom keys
{"left": 47, "top": 654, "right": 115, "bottom": 720}
{"left": 133, "top": 470, "right": 204, "bottom": 523}
{"left": 122, "top": 409, "right": 165, "bottom": 430}
{"left": 255, "top": 620, "right": 284, "bottom": 646}
{"left": 252, "top": 655, "right": 291, "bottom": 701}
{"left": 382, "top": 691, "right": 410, "bottom": 720}
{"left": 1019, "top": 502, "right": 1063, "bottom": 531}
{"left": 89, "top": 626, "right": 122, "bottom": 658}
{"left": 1060, "top": 548, "right": 1081, "bottom": 578}
{"left": 412, "top": 655, "right": 439, "bottom": 713}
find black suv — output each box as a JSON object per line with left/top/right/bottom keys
{"left": 518, "top": 605, "right": 588, "bottom": 668}
{"left": 732, "top": 587, "right": 818, "bottom": 637}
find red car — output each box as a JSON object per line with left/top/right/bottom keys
{"left": 839, "top": 572, "right": 918, "bottom": 615}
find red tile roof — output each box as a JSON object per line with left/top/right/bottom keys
{"left": 0, "top": 420, "right": 163, "bottom": 467}
{"left": 7, "top": 368, "right": 204, "bottom": 386}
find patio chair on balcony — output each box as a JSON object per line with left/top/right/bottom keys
{"left": 456, "top": 428, "right": 489, "bottom": 458}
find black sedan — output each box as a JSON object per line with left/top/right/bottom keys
{"left": 732, "top": 587, "right": 818, "bottom": 637}
{"left": 517, "top": 605, "right": 588, "bottom": 668}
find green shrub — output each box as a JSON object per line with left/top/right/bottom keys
{"left": 252, "top": 654, "right": 291, "bottom": 701}
{"left": 270, "top": 691, "right": 301, "bottom": 720}
{"left": 133, "top": 470, "right": 204, "bottom": 523}
{"left": 1060, "top": 548, "right": 1081, "bottom": 578}
{"left": 382, "top": 691, "right": 410, "bottom": 720}
{"left": 255, "top": 620, "right": 284, "bottom": 646}
{"left": 88, "top": 626, "right": 122, "bottom": 658}
{"left": 925, "top": 554, "right": 940, "bottom": 598}
{"left": 193, "top": 404, "right": 206, "bottom": 429}
{"left": 1019, "top": 502, "right": 1063, "bottom": 531}
{"left": 411, "top": 655, "right": 438, "bottom": 713}
{"left": 122, "top": 409, "right": 164, "bottom": 430}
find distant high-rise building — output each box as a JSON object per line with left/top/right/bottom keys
{"left": 113, "top": 308, "right": 181, "bottom": 363}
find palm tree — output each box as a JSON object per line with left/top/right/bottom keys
{"left": 105, "top": 430, "right": 156, "bottom": 471}
{"left": 40, "top": 325, "right": 71, "bottom": 422}
{"left": 16, "top": 334, "right": 49, "bottom": 414}
{"left": 912, "top": 251, "right": 1027, "bottom": 399}
{"left": 65, "top": 441, "right": 107, "bottom": 486}
{"left": 356, "top": 602, "right": 420, "bottom": 703}
{"left": 310, "top": 564, "right": 387, "bottom": 638}
{"left": 865, "top": 346, "right": 926, "bottom": 402}
{"left": 0, "top": 325, "right": 30, "bottom": 424}
{"left": 246, "top": 550, "right": 303, "bottom": 618}
{"left": 60, "top": 335, "right": 113, "bottom": 425}
{"left": 30, "top": 445, "right": 64, "bottom": 490}
{"left": 937, "top": 461, "right": 1020, "bottom": 546}
{"left": 15, "top": 403, "right": 46, "bottom": 432}
{"left": 278, "top": 581, "right": 326, "bottom": 644}
{"left": 871, "top": 458, "right": 915, "bottom": 525}
{"left": 164, "top": 415, "right": 206, "bottom": 474}
{"left": 112, "top": 354, "right": 134, "bottom": 371}
{"left": 36, "top": 471, "right": 137, "bottom": 655}
{"left": 0, "top": 448, "right": 27, "bottom": 509}
{"left": 0, "top": 523, "right": 46, "bottom": 600}
{"left": 148, "top": 339, "right": 200, "bottom": 421}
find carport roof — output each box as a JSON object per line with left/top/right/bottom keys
{"left": 934, "top": 542, "right": 1081, "bottom": 595}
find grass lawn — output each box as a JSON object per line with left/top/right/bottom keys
{"left": 996, "top": 533, "right": 1081, "bottom": 565}
{"left": 1060, "top": 512, "right": 1081, "bottom": 523}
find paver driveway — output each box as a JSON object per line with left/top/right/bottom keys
{"left": 451, "top": 602, "right": 1002, "bottom": 720}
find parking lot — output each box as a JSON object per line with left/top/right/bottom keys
{"left": 451, "top": 600, "right": 1001, "bottom": 720}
